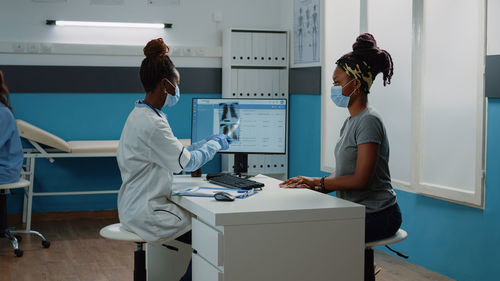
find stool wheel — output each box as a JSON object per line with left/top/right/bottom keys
{"left": 14, "top": 235, "right": 22, "bottom": 242}
{"left": 42, "top": 240, "right": 51, "bottom": 248}
{"left": 14, "top": 249, "right": 23, "bottom": 257}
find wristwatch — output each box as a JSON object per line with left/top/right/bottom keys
{"left": 320, "top": 177, "right": 326, "bottom": 193}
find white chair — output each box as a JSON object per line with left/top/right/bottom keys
{"left": 364, "top": 229, "right": 408, "bottom": 281}
{"left": 100, "top": 223, "right": 146, "bottom": 281}
{"left": 0, "top": 178, "right": 50, "bottom": 257}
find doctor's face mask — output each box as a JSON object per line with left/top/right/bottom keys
{"left": 164, "top": 78, "right": 180, "bottom": 107}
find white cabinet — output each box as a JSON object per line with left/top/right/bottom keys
{"left": 222, "top": 28, "right": 289, "bottom": 179}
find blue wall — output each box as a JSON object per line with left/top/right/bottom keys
{"left": 7, "top": 93, "right": 221, "bottom": 213}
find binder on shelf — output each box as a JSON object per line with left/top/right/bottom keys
{"left": 231, "top": 69, "right": 238, "bottom": 97}
{"left": 231, "top": 32, "right": 244, "bottom": 64}
{"left": 272, "top": 69, "right": 281, "bottom": 97}
{"left": 279, "top": 69, "right": 288, "bottom": 97}
{"left": 252, "top": 32, "right": 267, "bottom": 66}
{"left": 276, "top": 33, "right": 288, "bottom": 65}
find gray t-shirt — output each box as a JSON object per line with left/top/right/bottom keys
{"left": 335, "top": 107, "right": 396, "bottom": 213}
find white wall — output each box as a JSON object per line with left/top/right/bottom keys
{"left": 488, "top": 0, "right": 500, "bottom": 55}
{"left": 0, "top": 0, "right": 292, "bottom": 67}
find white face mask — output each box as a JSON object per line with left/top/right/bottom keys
{"left": 330, "top": 79, "right": 356, "bottom": 108}
{"left": 164, "top": 79, "right": 180, "bottom": 108}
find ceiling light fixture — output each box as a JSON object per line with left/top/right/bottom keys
{"left": 46, "top": 20, "right": 172, "bottom": 29}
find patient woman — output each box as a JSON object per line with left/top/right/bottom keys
{"left": 281, "top": 33, "right": 402, "bottom": 279}
{"left": 0, "top": 71, "right": 23, "bottom": 184}
{"left": 0, "top": 71, "right": 23, "bottom": 238}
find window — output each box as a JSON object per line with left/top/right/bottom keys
{"left": 321, "top": 0, "right": 486, "bottom": 207}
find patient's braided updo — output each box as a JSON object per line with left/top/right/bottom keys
{"left": 140, "top": 38, "right": 177, "bottom": 93}
{"left": 336, "top": 33, "right": 394, "bottom": 94}
{"left": 0, "top": 71, "right": 12, "bottom": 111}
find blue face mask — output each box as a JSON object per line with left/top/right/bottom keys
{"left": 165, "top": 79, "right": 180, "bottom": 108}
{"left": 330, "top": 79, "right": 355, "bottom": 108}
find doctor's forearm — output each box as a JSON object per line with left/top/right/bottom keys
{"left": 186, "top": 139, "right": 208, "bottom": 152}
{"left": 183, "top": 140, "right": 221, "bottom": 172}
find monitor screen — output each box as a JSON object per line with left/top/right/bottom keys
{"left": 191, "top": 98, "right": 287, "bottom": 154}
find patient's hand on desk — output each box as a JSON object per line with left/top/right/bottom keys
{"left": 280, "top": 176, "right": 315, "bottom": 189}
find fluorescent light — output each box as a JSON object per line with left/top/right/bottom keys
{"left": 46, "top": 20, "right": 172, "bottom": 29}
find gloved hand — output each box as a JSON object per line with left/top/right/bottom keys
{"left": 208, "top": 134, "right": 233, "bottom": 150}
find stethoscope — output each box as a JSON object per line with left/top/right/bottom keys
{"left": 139, "top": 100, "right": 163, "bottom": 118}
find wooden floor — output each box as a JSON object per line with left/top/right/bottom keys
{"left": 0, "top": 212, "right": 453, "bottom": 281}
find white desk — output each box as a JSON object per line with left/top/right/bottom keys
{"left": 147, "top": 175, "right": 365, "bottom": 281}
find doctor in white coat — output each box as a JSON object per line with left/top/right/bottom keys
{"left": 116, "top": 38, "right": 231, "bottom": 281}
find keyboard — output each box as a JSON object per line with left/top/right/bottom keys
{"left": 208, "top": 174, "right": 264, "bottom": 190}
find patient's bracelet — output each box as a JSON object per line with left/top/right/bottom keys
{"left": 320, "top": 177, "right": 326, "bottom": 193}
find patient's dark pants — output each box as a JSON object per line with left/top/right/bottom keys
{"left": 364, "top": 203, "right": 402, "bottom": 281}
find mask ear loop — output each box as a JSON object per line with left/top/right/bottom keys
{"left": 344, "top": 78, "right": 357, "bottom": 97}
{"left": 164, "top": 78, "right": 176, "bottom": 95}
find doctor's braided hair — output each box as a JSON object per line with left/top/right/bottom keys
{"left": 0, "top": 71, "right": 12, "bottom": 111}
{"left": 140, "top": 38, "right": 177, "bottom": 93}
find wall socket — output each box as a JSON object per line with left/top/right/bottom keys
{"left": 12, "top": 42, "right": 25, "bottom": 53}
{"left": 27, "top": 43, "right": 40, "bottom": 53}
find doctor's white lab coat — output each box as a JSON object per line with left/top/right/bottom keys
{"left": 117, "top": 103, "right": 192, "bottom": 244}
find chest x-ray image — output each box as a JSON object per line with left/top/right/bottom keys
{"left": 218, "top": 102, "right": 240, "bottom": 141}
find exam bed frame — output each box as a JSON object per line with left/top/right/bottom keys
{"left": 16, "top": 120, "right": 120, "bottom": 231}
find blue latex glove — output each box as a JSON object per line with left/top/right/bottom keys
{"left": 213, "top": 134, "right": 233, "bottom": 150}
{"left": 183, "top": 135, "right": 233, "bottom": 171}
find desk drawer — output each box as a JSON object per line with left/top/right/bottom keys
{"left": 192, "top": 218, "right": 223, "bottom": 267}
{"left": 192, "top": 253, "right": 223, "bottom": 281}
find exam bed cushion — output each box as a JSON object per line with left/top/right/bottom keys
{"left": 16, "top": 119, "right": 118, "bottom": 153}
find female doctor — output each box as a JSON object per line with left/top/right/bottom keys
{"left": 116, "top": 38, "right": 231, "bottom": 280}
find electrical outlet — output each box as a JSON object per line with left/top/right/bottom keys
{"left": 195, "top": 47, "right": 205, "bottom": 56}
{"left": 183, "top": 47, "right": 193, "bottom": 56}
{"left": 212, "top": 12, "right": 223, "bottom": 23}
{"left": 40, "top": 43, "right": 52, "bottom": 54}
{"left": 27, "top": 43, "right": 40, "bottom": 53}
{"left": 170, "top": 47, "right": 182, "bottom": 57}
{"left": 12, "top": 42, "right": 25, "bottom": 53}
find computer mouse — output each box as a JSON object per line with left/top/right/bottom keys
{"left": 214, "top": 191, "right": 235, "bottom": 201}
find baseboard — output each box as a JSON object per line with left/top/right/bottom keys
{"left": 7, "top": 209, "right": 119, "bottom": 224}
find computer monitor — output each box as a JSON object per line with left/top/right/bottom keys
{"left": 191, "top": 98, "right": 287, "bottom": 173}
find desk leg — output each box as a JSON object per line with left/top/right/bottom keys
{"left": 364, "top": 248, "right": 375, "bottom": 281}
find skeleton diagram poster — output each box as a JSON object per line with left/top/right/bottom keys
{"left": 293, "top": 0, "right": 320, "bottom": 66}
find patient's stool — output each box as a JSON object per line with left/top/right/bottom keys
{"left": 0, "top": 178, "right": 50, "bottom": 257}
{"left": 365, "top": 229, "right": 408, "bottom": 281}
{"left": 100, "top": 223, "right": 146, "bottom": 281}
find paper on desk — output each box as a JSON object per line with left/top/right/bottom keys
{"left": 172, "top": 186, "right": 256, "bottom": 199}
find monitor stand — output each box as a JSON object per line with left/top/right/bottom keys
{"left": 233, "top": 153, "right": 248, "bottom": 175}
